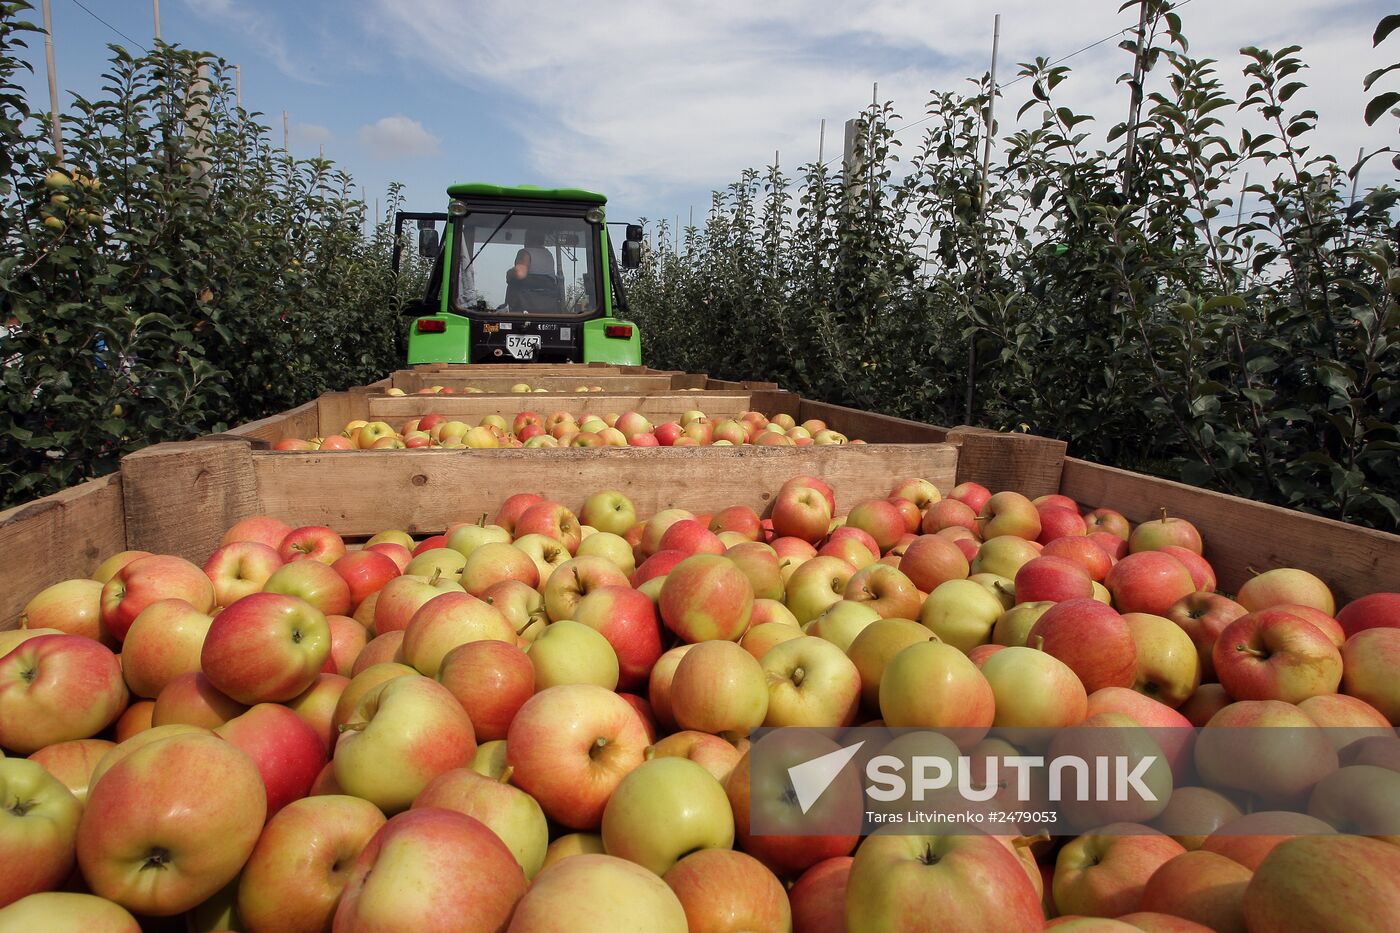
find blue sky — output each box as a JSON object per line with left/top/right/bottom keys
{"left": 16, "top": 1, "right": 1397, "bottom": 229}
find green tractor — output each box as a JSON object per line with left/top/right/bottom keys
{"left": 393, "top": 184, "right": 644, "bottom": 365}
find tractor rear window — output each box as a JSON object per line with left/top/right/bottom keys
{"left": 454, "top": 213, "right": 599, "bottom": 317}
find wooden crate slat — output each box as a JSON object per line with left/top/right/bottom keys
{"left": 947, "top": 426, "right": 1067, "bottom": 499}
{"left": 1059, "top": 457, "right": 1400, "bottom": 603}
{"left": 798, "top": 400, "right": 948, "bottom": 444}
{"left": 250, "top": 444, "right": 960, "bottom": 537}
{"left": 120, "top": 439, "right": 260, "bottom": 563}
{"left": 0, "top": 473, "right": 128, "bottom": 630}
{"left": 363, "top": 392, "right": 762, "bottom": 423}
{"left": 226, "top": 399, "right": 320, "bottom": 446}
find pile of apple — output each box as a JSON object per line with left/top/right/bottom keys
{"left": 274, "top": 409, "right": 862, "bottom": 451}
{"left": 4, "top": 477, "right": 1400, "bottom": 931}
{"left": 385, "top": 383, "right": 623, "bottom": 396}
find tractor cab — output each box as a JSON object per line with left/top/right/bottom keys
{"left": 394, "top": 184, "right": 643, "bottom": 365}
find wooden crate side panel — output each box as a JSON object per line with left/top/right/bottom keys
{"left": 251, "top": 444, "right": 959, "bottom": 536}
{"left": 226, "top": 399, "right": 320, "bottom": 445}
{"left": 315, "top": 393, "right": 371, "bottom": 437}
{"left": 405, "top": 374, "right": 679, "bottom": 393}
{"left": 363, "top": 392, "right": 757, "bottom": 422}
{"left": 120, "top": 440, "right": 260, "bottom": 564}
{"left": 798, "top": 400, "right": 949, "bottom": 444}
{"left": 1059, "top": 457, "right": 1400, "bottom": 603}
{"left": 945, "top": 427, "right": 1067, "bottom": 499}
{"left": 0, "top": 474, "right": 128, "bottom": 630}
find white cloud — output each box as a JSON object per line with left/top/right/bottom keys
{"left": 358, "top": 115, "right": 441, "bottom": 160}
{"left": 294, "top": 123, "right": 333, "bottom": 146}
{"left": 362, "top": 0, "right": 1396, "bottom": 212}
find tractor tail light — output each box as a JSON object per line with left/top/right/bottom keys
{"left": 605, "top": 325, "right": 633, "bottom": 339}
{"left": 416, "top": 319, "right": 446, "bottom": 334}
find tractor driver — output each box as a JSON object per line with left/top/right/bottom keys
{"left": 504, "top": 248, "right": 532, "bottom": 313}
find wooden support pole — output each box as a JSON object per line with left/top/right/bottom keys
{"left": 42, "top": 0, "right": 62, "bottom": 162}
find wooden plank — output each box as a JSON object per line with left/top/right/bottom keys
{"left": 0, "top": 474, "right": 128, "bottom": 631}
{"left": 945, "top": 427, "right": 1067, "bottom": 499}
{"left": 315, "top": 393, "right": 369, "bottom": 438}
{"left": 120, "top": 439, "right": 260, "bottom": 564}
{"left": 251, "top": 444, "right": 960, "bottom": 536}
{"left": 363, "top": 392, "right": 758, "bottom": 424}
{"left": 226, "top": 399, "right": 320, "bottom": 445}
{"left": 1059, "top": 457, "right": 1400, "bottom": 603}
{"left": 404, "top": 373, "right": 679, "bottom": 393}
{"left": 798, "top": 400, "right": 949, "bottom": 444}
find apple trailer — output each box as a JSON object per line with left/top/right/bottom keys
{"left": 393, "top": 184, "right": 645, "bottom": 366}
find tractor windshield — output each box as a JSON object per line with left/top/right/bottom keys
{"left": 453, "top": 212, "right": 599, "bottom": 317}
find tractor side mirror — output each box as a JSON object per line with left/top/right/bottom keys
{"left": 621, "top": 240, "right": 641, "bottom": 270}
{"left": 414, "top": 225, "right": 436, "bottom": 254}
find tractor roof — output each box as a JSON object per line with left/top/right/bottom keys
{"left": 447, "top": 183, "right": 607, "bottom": 204}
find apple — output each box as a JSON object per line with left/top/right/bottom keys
{"left": 657, "top": 519, "right": 724, "bottom": 557}
{"left": 1124, "top": 612, "right": 1202, "bottom": 707}
{"left": 1029, "top": 598, "right": 1138, "bottom": 692}
{"left": 332, "top": 663, "right": 416, "bottom": 733}
{"left": 1178, "top": 683, "right": 1232, "bottom": 726}
{"left": 919, "top": 578, "right": 1005, "bottom": 652}
{"left": 508, "top": 853, "right": 687, "bottom": 932}
{"left": 431, "top": 641, "right": 531, "bottom": 744}
{"left": 25, "top": 737, "right": 113, "bottom": 805}
{"left": 367, "top": 529, "right": 415, "bottom": 550}
{"left": 372, "top": 573, "right": 464, "bottom": 635}
{"left": 922, "top": 499, "right": 978, "bottom": 536}
{"left": 723, "top": 542, "right": 785, "bottom": 601}
{"left": 1297, "top": 693, "right": 1393, "bottom": 748}
{"left": 506, "top": 684, "right": 649, "bottom": 830}
{"left": 669, "top": 640, "right": 768, "bottom": 737}
{"left": 1037, "top": 506, "right": 1088, "bottom": 545}
{"left": 1157, "top": 546, "right": 1215, "bottom": 593}
{"left": 334, "top": 675, "right": 476, "bottom": 813}
{"left": 1053, "top": 825, "right": 1186, "bottom": 918}
{"left": 576, "top": 531, "right": 637, "bottom": 576}
{"left": 1083, "top": 508, "right": 1131, "bottom": 540}
{"left": 1235, "top": 568, "right": 1334, "bottom": 617}
{"left": 663, "top": 848, "right": 790, "bottom": 933}
{"left": 659, "top": 554, "right": 754, "bottom": 642}
{"left": 647, "top": 731, "right": 744, "bottom": 785}
{"left": 1041, "top": 535, "right": 1114, "bottom": 582}
{"left": 0, "top": 892, "right": 139, "bottom": 928}
{"left": 236, "top": 794, "right": 385, "bottom": 933}
{"left": 0, "top": 757, "right": 81, "bottom": 907}
{"left": 513, "top": 533, "right": 574, "bottom": 585}
{"left": 404, "top": 547, "right": 467, "bottom": 581}
{"left": 648, "top": 645, "right": 693, "bottom": 733}
{"left": 1150, "top": 786, "right": 1244, "bottom": 850}
{"left": 400, "top": 591, "right": 514, "bottom": 678}
{"left": 202, "top": 541, "right": 282, "bottom": 608}
{"left": 215, "top": 703, "right": 325, "bottom": 815}
{"left": 77, "top": 733, "right": 265, "bottom": 916}
{"left": 760, "top": 635, "right": 861, "bottom": 728}
{"left": 100, "top": 555, "right": 215, "bottom": 642}
{"left": 709, "top": 505, "right": 763, "bottom": 541}
{"left": 771, "top": 480, "right": 834, "bottom": 544}
{"left": 118, "top": 597, "right": 213, "bottom": 698}
{"left": 844, "top": 499, "right": 905, "bottom": 554}
{"left": 263, "top": 558, "right": 352, "bottom": 617}
{"left": 323, "top": 614, "right": 366, "bottom": 676}
{"left": 1128, "top": 510, "right": 1204, "bottom": 555}
{"left": 0, "top": 627, "right": 63, "bottom": 657}
{"left": 805, "top": 601, "right": 881, "bottom": 653}
{"left": 413, "top": 767, "right": 549, "bottom": 880}
{"left": 1212, "top": 609, "right": 1342, "bottom": 703}
{"left": 949, "top": 481, "right": 992, "bottom": 514}
{"left": 1106, "top": 552, "right": 1197, "bottom": 615}
{"left": 446, "top": 522, "right": 512, "bottom": 560}
{"left": 843, "top": 563, "right": 922, "bottom": 619}
{"left": 1341, "top": 628, "right": 1400, "bottom": 723}
{"left": 0, "top": 634, "right": 127, "bottom": 754}
{"left": 1306, "top": 763, "right": 1400, "bottom": 846}
{"left": 284, "top": 672, "right": 350, "bottom": 751}
{"left": 992, "top": 600, "right": 1055, "bottom": 647}
{"left": 579, "top": 491, "right": 638, "bottom": 537}
{"left": 879, "top": 639, "right": 994, "bottom": 740}
{"left": 351, "top": 631, "right": 404, "bottom": 675}
{"left": 278, "top": 526, "right": 347, "bottom": 565}
{"left": 848, "top": 831, "right": 1043, "bottom": 930}
{"left": 970, "top": 535, "right": 1041, "bottom": 578}
{"left": 1136, "top": 849, "right": 1251, "bottom": 932}
{"left": 516, "top": 502, "right": 584, "bottom": 553}
{"left": 1199, "top": 810, "right": 1337, "bottom": 871}
{"left": 150, "top": 672, "right": 245, "bottom": 728}
{"left": 222, "top": 515, "right": 294, "bottom": 551}
{"left": 1242, "top": 835, "right": 1400, "bottom": 931}
{"left": 1337, "top": 592, "right": 1400, "bottom": 637}
{"left": 20, "top": 578, "right": 112, "bottom": 647}
{"left": 789, "top": 859, "right": 854, "bottom": 933}
{"left": 976, "top": 491, "right": 1042, "bottom": 541}
{"left": 600, "top": 757, "right": 734, "bottom": 876}
{"left": 981, "top": 645, "right": 1089, "bottom": 730}
{"left": 540, "top": 556, "right": 630, "bottom": 623}
{"left": 201, "top": 592, "right": 330, "bottom": 704}
{"left": 1165, "top": 592, "right": 1249, "bottom": 680}
{"left": 334, "top": 808, "right": 525, "bottom": 930}
{"left": 1085, "top": 686, "right": 1195, "bottom": 778}
{"left": 411, "top": 535, "right": 449, "bottom": 556}
{"left": 1016, "top": 555, "right": 1095, "bottom": 603}
{"left": 784, "top": 556, "right": 856, "bottom": 625}
{"left": 528, "top": 620, "right": 620, "bottom": 690}
{"left": 331, "top": 550, "right": 400, "bottom": 609}
{"left": 1195, "top": 701, "right": 1338, "bottom": 804}
{"left": 90, "top": 550, "right": 154, "bottom": 585}
{"left": 898, "top": 534, "right": 970, "bottom": 592}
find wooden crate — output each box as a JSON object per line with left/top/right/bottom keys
{"left": 387, "top": 369, "right": 779, "bottom": 394}
{"left": 4, "top": 424, "right": 1397, "bottom": 632}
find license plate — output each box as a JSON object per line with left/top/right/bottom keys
{"left": 506, "top": 335, "right": 542, "bottom": 360}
